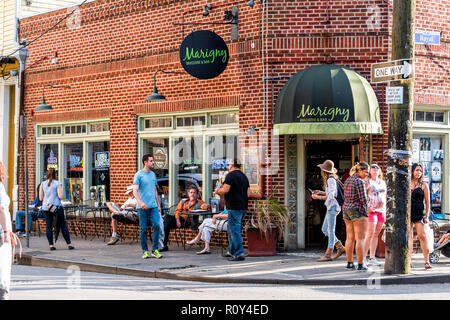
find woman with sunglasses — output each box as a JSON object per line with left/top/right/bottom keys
{"left": 410, "top": 163, "right": 432, "bottom": 270}
{"left": 363, "top": 164, "right": 386, "bottom": 266}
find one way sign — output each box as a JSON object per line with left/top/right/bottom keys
{"left": 371, "top": 59, "right": 413, "bottom": 83}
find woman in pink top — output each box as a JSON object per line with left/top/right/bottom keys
{"left": 363, "top": 164, "right": 386, "bottom": 266}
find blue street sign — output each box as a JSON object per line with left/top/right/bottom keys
{"left": 415, "top": 31, "right": 441, "bottom": 45}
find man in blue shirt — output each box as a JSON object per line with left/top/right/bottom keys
{"left": 133, "top": 154, "right": 163, "bottom": 259}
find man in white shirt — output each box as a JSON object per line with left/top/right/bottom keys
{"left": 106, "top": 185, "right": 137, "bottom": 245}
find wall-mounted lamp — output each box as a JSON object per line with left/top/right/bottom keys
{"left": 36, "top": 84, "right": 71, "bottom": 111}
{"left": 202, "top": 4, "right": 213, "bottom": 16}
{"left": 247, "top": 125, "right": 257, "bottom": 135}
{"left": 146, "top": 70, "right": 185, "bottom": 102}
{"left": 247, "top": 0, "right": 258, "bottom": 8}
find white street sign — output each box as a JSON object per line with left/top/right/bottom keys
{"left": 371, "top": 59, "right": 413, "bottom": 83}
{"left": 386, "top": 86, "right": 404, "bottom": 104}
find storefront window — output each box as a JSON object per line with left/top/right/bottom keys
{"left": 412, "top": 134, "right": 443, "bottom": 213}
{"left": 209, "top": 135, "right": 238, "bottom": 196}
{"left": 174, "top": 137, "right": 203, "bottom": 202}
{"left": 143, "top": 138, "right": 170, "bottom": 208}
{"left": 64, "top": 143, "right": 84, "bottom": 204}
{"left": 90, "top": 141, "right": 110, "bottom": 204}
{"left": 41, "top": 144, "right": 59, "bottom": 181}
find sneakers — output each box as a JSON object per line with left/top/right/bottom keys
{"left": 16, "top": 231, "right": 26, "bottom": 237}
{"left": 222, "top": 251, "right": 232, "bottom": 258}
{"left": 346, "top": 262, "right": 355, "bottom": 270}
{"left": 151, "top": 249, "right": 163, "bottom": 259}
{"left": 368, "top": 257, "right": 382, "bottom": 266}
{"left": 356, "top": 264, "right": 368, "bottom": 272}
{"left": 142, "top": 250, "right": 163, "bottom": 259}
{"left": 107, "top": 236, "right": 119, "bottom": 245}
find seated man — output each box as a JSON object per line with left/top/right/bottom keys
{"left": 187, "top": 210, "right": 228, "bottom": 254}
{"left": 106, "top": 185, "right": 137, "bottom": 245}
{"left": 15, "top": 195, "right": 43, "bottom": 237}
{"left": 162, "top": 187, "right": 210, "bottom": 252}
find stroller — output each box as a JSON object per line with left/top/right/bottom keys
{"left": 429, "top": 231, "right": 450, "bottom": 264}
{"left": 428, "top": 211, "right": 450, "bottom": 264}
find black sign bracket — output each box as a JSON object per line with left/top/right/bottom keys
{"left": 173, "top": 6, "right": 238, "bottom": 40}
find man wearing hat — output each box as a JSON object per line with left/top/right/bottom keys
{"left": 105, "top": 185, "right": 138, "bottom": 245}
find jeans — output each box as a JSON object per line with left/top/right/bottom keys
{"left": 227, "top": 210, "right": 246, "bottom": 257}
{"left": 44, "top": 207, "right": 71, "bottom": 246}
{"left": 138, "top": 208, "right": 161, "bottom": 252}
{"left": 321, "top": 205, "right": 339, "bottom": 249}
{"left": 15, "top": 211, "right": 42, "bottom": 232}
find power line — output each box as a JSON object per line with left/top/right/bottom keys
{"left": 5, "top": 0, "right": 89, "bottom": 59}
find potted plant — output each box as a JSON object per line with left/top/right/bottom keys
{"left": 245, "top": 195, "right": 290, "bottom": 256}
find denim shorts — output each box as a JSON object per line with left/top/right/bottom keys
{"left": 343, "top": 207, "right": 367, "bottom": 221}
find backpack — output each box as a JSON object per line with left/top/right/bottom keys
{"left": 330, "top": 177, "right": 345, "bottom": 207}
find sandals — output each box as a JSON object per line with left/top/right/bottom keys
{"left": 186, "top": 239, "right": 200, "bottom": 245}
{"left": 425, "top": 262, "right": 432, "bottom": 270}
{"left": 196, "top": 248, "right": 211, "bottom": 255}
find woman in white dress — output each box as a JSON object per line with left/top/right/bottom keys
{"left": 0, "top": 161, "right": 12, "bottom": 300}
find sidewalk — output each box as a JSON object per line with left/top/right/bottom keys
{"left": 15, "top": 235, "right": 450, "bottom": 286}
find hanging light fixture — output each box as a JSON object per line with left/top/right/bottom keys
{"left": 36, "top": 84, "right": 71, "bottom": 111}
{"left": 146, "top": 70, "right": 185, "bottom": 102}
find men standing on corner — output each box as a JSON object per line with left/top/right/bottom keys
{"left": 215, "top": 158, "right": 250, "bottom": 261}
{"left": 133, "top": 154, "right": 163, "bottom": 259}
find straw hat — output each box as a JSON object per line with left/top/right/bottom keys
{"left": 317, "top": 160, "right": 337, "bottom": 174}
{"left": 125, "top": 185, "right": 134, "bottom": 195}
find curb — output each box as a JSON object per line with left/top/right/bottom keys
{"left": 16, "top": 254, "right": 450, "bottom": 286}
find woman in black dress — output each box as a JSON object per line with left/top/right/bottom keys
{"left": 410, "top": 163, "right": 432, "bottom": 270}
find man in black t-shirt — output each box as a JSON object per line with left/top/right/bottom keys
{"left": 215, "top": 159, "right": 250, "bottom": 261}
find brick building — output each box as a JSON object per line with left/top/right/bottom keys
{"left": 16, "top": 0, "right": 450, "bottom": 250}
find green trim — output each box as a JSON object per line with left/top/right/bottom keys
{"left": 274, "top": 122, "right": 383, "bottom": 135}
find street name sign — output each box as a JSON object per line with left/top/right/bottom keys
{"left": 415, "top": 30, "right": 440, "bottom": 45}
{"left": 386, "top": 86, "right": 404, "bottom": 104}
{"left": 371, "top": 59, "right": 413, "bottom": 83}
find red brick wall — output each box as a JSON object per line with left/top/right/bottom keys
{"left": 19, "top": 0, "right": 449, "bottom": 250}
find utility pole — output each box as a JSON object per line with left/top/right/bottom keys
{"left": 384, "top": 0, "right": 415, "bottom": 274}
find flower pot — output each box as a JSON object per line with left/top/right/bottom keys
{"left": 376, "top": 229, "right": 386, "bottom": 258}
{"left": 246, "top": 227, "right": 278, "bottom": 256}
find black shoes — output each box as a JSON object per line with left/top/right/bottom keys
{"left": 68, "top": 245, "right": 75, "bottom": 250}
{"left": 228, "top": 255, "right": 245, "bottom": 262}
{"left": 159, "top": 246, "right": 169, "bottom": 252}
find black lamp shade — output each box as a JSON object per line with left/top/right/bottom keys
{"left": 146, "top": 86, "right": 166, "bottom": 101}
{"left": 36, "top": 98, "right": 52, "bottom": 111}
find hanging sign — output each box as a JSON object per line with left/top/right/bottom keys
{"left": 94, "top": 151, "right": 110, "bottom": 169}
{"left": 179, "top": 30, "right": 229, "bottom": 79}
{"left": 153, "top": 147, "right": 168, "bottom": 170}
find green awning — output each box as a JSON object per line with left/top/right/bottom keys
{"left": 274, "top": 64, "right": 382, "bottom": 135}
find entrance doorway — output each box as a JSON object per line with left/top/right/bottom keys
{"left": 304, "top": 140, "right": 358, "bottom": 248}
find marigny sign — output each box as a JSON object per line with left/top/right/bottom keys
{"left": 371, "top": 59, "right": 413, "bottom": 83}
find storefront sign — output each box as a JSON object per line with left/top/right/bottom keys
{"left": 70, "top": 155, "right": 83, "bottom": 171}
{"left": 212, "top": 158, "right": 232, "bottom": 170}
{"left": 180, "top": 30, "right": 229, "bottom": 79}
{"left": 153, "top": 147, "right": 168, "bottom": 170}
{"left": 94, "top": 152, "right": 110, "bottom": 169}
{"left": 296, "top": 104, "right": 353, "bottom": 123}
{"left": 47, "top": 149, "right": 58, "bottom": 170}
{"left": 386, "top": 86, "right": 404, "bottom": 104}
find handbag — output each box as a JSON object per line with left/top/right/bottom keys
{"left": 424, "top": 222, "right": 435, "bottom": 253}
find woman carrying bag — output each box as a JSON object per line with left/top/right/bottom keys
{"left": 39, "top": 168, "right": 74, "bottom": 251}
{"left": 312, "top": 160, "right": 346, "bottom": 262}
{"left": 410, "top": 163, "right": 432, "bottom": 270}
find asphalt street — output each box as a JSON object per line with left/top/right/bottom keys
{"left": 10, "top": 265, "right": 450, "bottom": 300}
